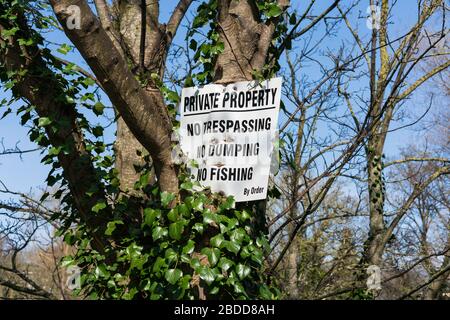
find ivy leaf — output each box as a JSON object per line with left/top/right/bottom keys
{"left": 93, "top": 102, "right": 105, "bottom": 116}
{"left": 259, "top": 285, "right": 275, "bottom": 299}
{"left": 218, "top": 257, "right": 234, "bottom": 272}
{"left": 189, "top": 39, "right": 198, "bottom": 51}
{"left": 82, "top": 77, "right": 96, "bottom": 87}
{"left": 203, "top": 212, "right": 219, "bottom": 225}
{"left": 57, "top": 43, "right": 72, "bottom": 55}
{"left": 230, "top": 228, "right": 246, "bottom": 243}
{"left": 1, "top": 27, "right": 19, "bottom": 37}
{"left": 193, "top": 223, "right": 204, "bottom": 234}
{"left": 152, "top": 226, "right": 168, "bottom": 241}
{"left": 161, "top": 191, "right": 175, "bottom": 207}
{"left": 122, "top": 288, "right": 138, "bottom": 300}
{"left": 222, "top": 240, "right": 240, "bottom": 255}
{"left": 169, "top": 221, "right": 184, "bottom": 240}
{"left": 95, "top": 264, "right": 110, "bottom": 278}
{"left": 178, "top": 203, "right": 190, "bottom": 218}
{"left": 236, "top": 263, "right": 251, "bottom": 280}
{"left": 92, "top": 126, "right": 103, "bottom": 137}
{"left": 180, "top": 181, "right": 193, "bottom": 191}
{"left": 219, "top": 196, "right": 235, "bottom": 211}
{"left": 165, "top": 268, "right": 183, "bottom": 285}
{"left": 165, "top": 248, "right": 178, "bottom": 265}
{"left": 289, "top": 12, "right": 297, "bottom": 25}
{"left": 38, "top": 117, "right": 52, "bottom": 127}
{"left": 182, "top": 240, "right": 195, "bottom": 255}
{"left": 180, "top": 275, "right": 191, "bottom": 290}
{"left": 167, "top": 208, "right": 179, "bottom": 222}
{"left": 201, "top": 248, "right": 220, "bottom": 267}
{"left": 105, "top": 220, "right": 123, "bottom": 236}
{"left": 192, "top": 197, "right": 204, "bottom": 211}
{"left": 143, "top": 208, "right": 160, "bottom": 227}
{"left": 233, "top": 281, "right": 246, "bottom": 294}
{"left": 198, "top": 266, "right": 215, "bottom": 285}
{"left": 165, "top": 90, "right": 179, "bottom": 103}
{"left": 92, "top": 201, "right": 107, "bottom": 213}
{"left": 152, "top": 257, "right": 166, "bottom": 273}
{"left": 210, "top": 234, "right": 224, "bottom": 248}
{"left": 265, "top": 3, "right": 283, "bottom": 18}
{"left": 60, "top": 257, "right": 75, "bottom": 268}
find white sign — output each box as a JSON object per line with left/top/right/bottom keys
{"left": 179, "top": 77, "right": 282, "bottom": 202}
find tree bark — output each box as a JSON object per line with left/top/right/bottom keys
{"left": 49, "top": 0, "right": 179, "bottom": 194}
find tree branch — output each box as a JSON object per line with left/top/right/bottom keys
{"left": 49, "top": 0, "right": 178, "bottom": 193}
{"left": 167, "top": 0, "right": 194, "bottom": 43}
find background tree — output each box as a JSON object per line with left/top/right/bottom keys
{"left": 0, "top": 0, "right": 448, "bottom": 300}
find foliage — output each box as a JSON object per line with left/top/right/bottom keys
{"left": 62, "top": 173, "right": 279, "bottom": 299}
{"left": 0, "top": 0, "right": 286, "bottom": 300}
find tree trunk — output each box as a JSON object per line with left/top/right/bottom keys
{"left": 364, "top": 140, "right": 386, "bottom": 267}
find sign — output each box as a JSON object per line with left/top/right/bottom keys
{"left": 179, "top": 77, "right": 282, "bottom": 202}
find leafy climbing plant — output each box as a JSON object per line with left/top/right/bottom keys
{"left": 0, "top": 0, "right": 288, "bottom": 300}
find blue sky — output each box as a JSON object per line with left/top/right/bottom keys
{"left": 0, "top": 0, "right": 442, "bottom": 200}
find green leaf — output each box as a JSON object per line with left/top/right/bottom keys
{"left": 201, "top": 248, "right": 220, "bottom": 267}
{"left": 152, "top": 257, "right": 166, "bottom": 273}
{"left": 210, "top": 234, "right": 224, "bottom": 248}
{"left": 265, "top": 3, "right": 283, "bottom": 18}
{"left": 122, "top": 288, "right": 138, "bottom": 300}
{"left": 193, "top": 223, "right": 204, "bottom": 234}
{"left": 143, "top": 208, "right": 160, "bottom": 227}
{"left": 259, "top": 285, "right": 275, "bottom": 299}
{"left": 57, "top": 43, "right": 72, "bottom": 55}
{"left": 95, "top": 264, "right": 110, "bottom": 278}
{"left": 105, "top": 220, "right": 123, "bottom": 236}
{"left": 233, "top": 281, "right": 246, "bottom": 294}
{"left": 236, "top": 263, "right": 251, "bottom": 280}
{"left": 165, "top": 268, "right": 183, "bottom": 285}
{"left": 165, "top": 90, "right": 179, "bottom": 103}
{"left": 237, "top": 209, "right": 251, "bottom": 222}
{"left": 180, "top": 275, "right": 191, "bottom": 290}
{"left": 165, "top": 248, "right": 178, "bottom": 264}
{"left": 161, "top": 191, "right": 175, "bottom": 207}
{"left": 210, "top": 286, "right": 219, "bottom": 295}
{"left": 38, "top": 117, "right": 52, "bottom": 127}
{"left": 198, "top": 266, "right": 215, "bottom": 285}
{"left": 251, "top": 247, "right": 264, "bottom": 265}
{"left": 167, "top": 208, "right": 179, "bottom": 222}
{"left": 92, "top": 126, "right": 103, "bottom": 137}
{"left": 178, "top": 203, "right": 190, "bottom": 218}
{"left": 182, "top": 240, "right": 195, "bottom": 255}
{"left": 289, "top": 12, "right": 297, "bottom": 25}
{"left": 60, "top": 257, "right": 75, "bottom": 268}
{"left": 169, "top": 221, "right": 184, "bottom": 240}
{"left": 219, "top": 196, "right": 235, "bottom": 211}
{"left": 203, "top": 212, "right": 219, "bottom": 225}
{"left": 152, "top": 226, "right": 168, "bottom": 241}
{"left": 180, "top": 181, "right": 193, "bottom": 191}
{"left": 192, "top": 197, "right": 204, "bottom": 211}
{"left": 222, "top": 240, "right": 240, "bottom": 255}
{"left": 1, "top": 27, "right": 19, "bottom": 37}
{"left": 93, "top": 102, "right": 105, "bottom": 116}
{"left": 256, "top": 236, "right": 268, "bottom": 249}
{"left": 218, "top": 257, "right": 234, "bottom": 272}
{"left": 92, "top": 201, "right": 107, "bottom": 213}
{"left": 82, "top": 77, "right": 96, "bottom": 87}
{"left": 230, "top": 228, "right": 246, "bottom": 243}
{"left": 189, "top": 39, "right": 198, "bottom": 51}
